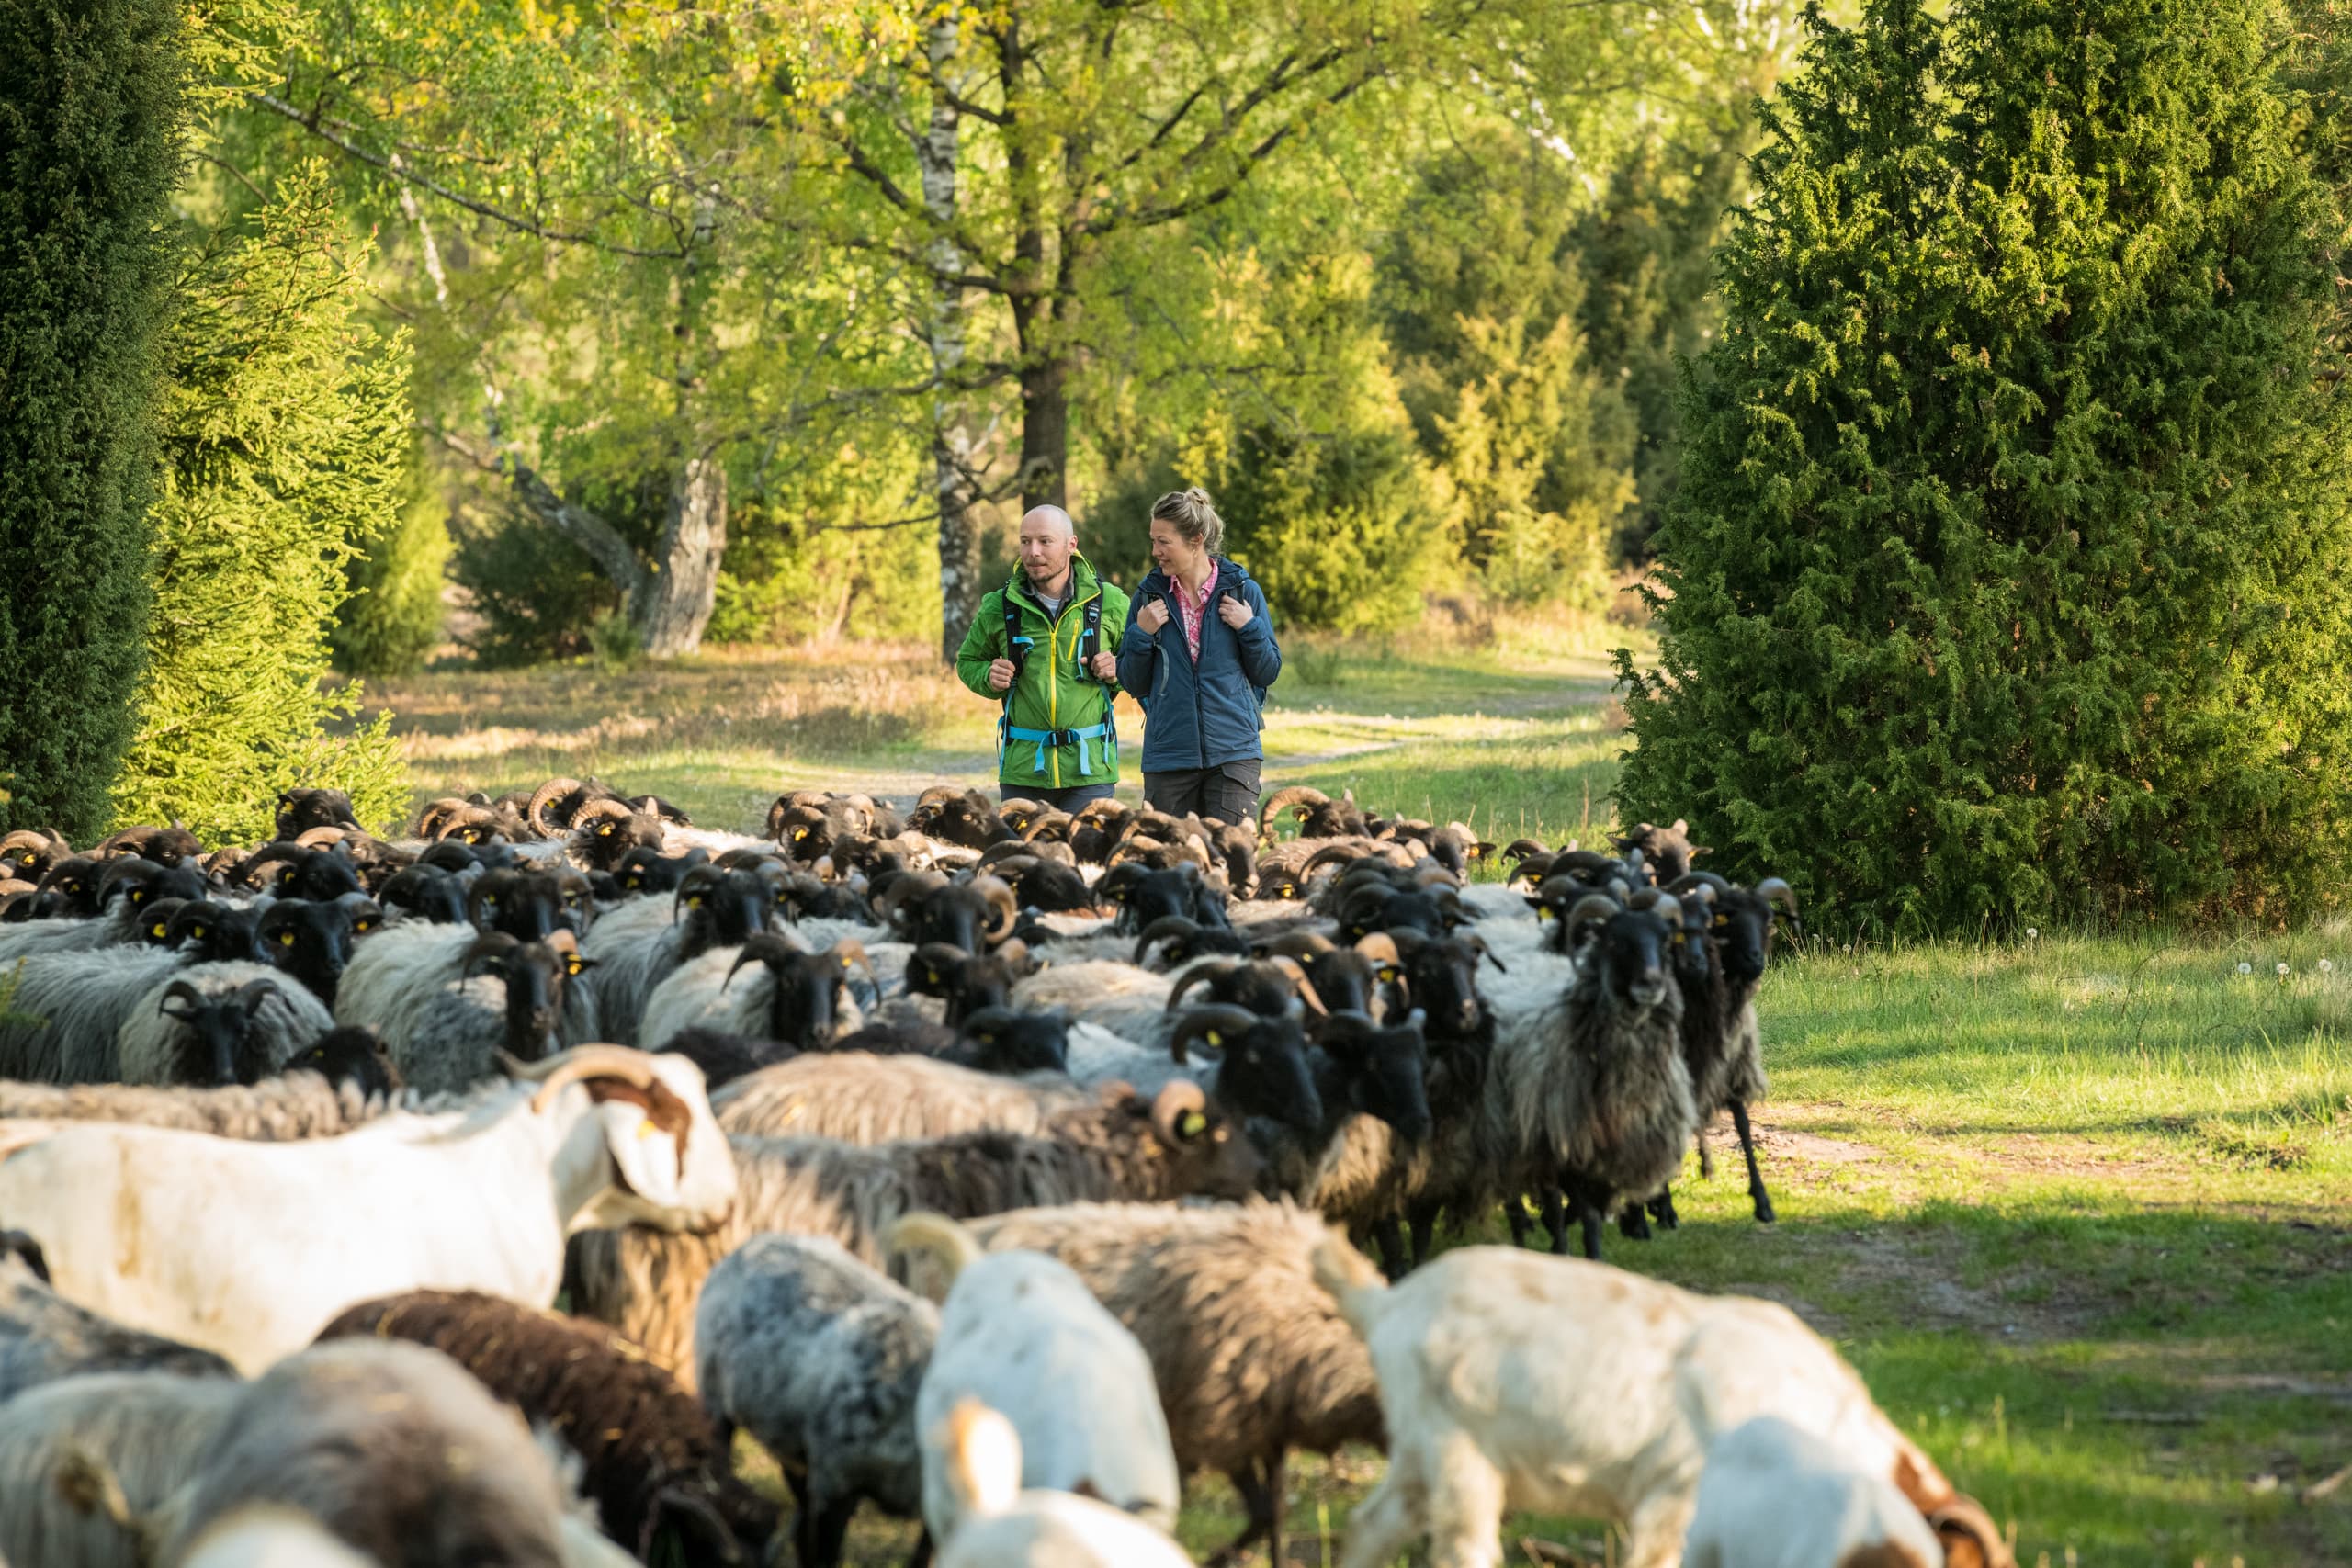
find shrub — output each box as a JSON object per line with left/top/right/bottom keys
{"left": 333, "top": 474, "right": 450, "bottom": 677}
{"left": 112, "top": 163, "right": 412, "bottom": 841}
{"left": 448, "top": 505, "right": 617, "bottom": 668}
{"left": 1616, "top": 0, "right": 2352, "bottom": 934}
{"left": 0, "top": 0, "right": 186, "bottom": 840}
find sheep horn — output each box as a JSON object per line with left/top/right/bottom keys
{"left": 157, "top": 980, "right": 207, "bottom": 1018}
{"left": 970, "top": 874, "right": 1018, "bottom": 941}
{"left": 1258, "top": 785, "right": 1329, "bottom": 840}
{"left": 1251, "top": 930, "right": 1337, "bottom": 960}
{"left": 829, "top": 938, "right": 876, "bottom": 982}
{"left": 1667, "top": 871, "right": 1735, "bottom": 897}
{"left": 462, "top": 931, "right": 522, "bottom": 976}
{"left": 1757, "top": 876, "right": 1799, "bottom": 916}
{"left": 1352, "top": 931, "right": 1402, "bottom": 966}
{"left": 916, "top": 784, "right": 967, "bottom": 807}
{"left": 1926, "top": 1494, "right": 2011, "bottom": 1568}
{"left": 510, "top": 1044, "right": 659, "bottom": 1114}
{"left": 1649, "top": 894, "right": 1683, "bottom": 927}
{"left": 1263, "top": 955, "right": 1329, "bottom": 1015}
{"left": 1168, "top": 1003, "right": 1260, "bottom": 1065}
{"left": 1134, "top": 914, "right": 1203, "bottom": 966}
{"left": 526, "top": 777, "right": 587, "bottom": 838}
{"left": 232, "top": 978, "right": 278, "bottom": 1016}
{"left": 1163, "top": 959, "right": 1241, "bottom": 1014}
{"left": 1148, "top": 1077, "right": 1209, "bottom": 1145}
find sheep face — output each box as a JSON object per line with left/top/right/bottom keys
{"left": 167, "top": 901, "right": 266, "bottom": 964}
{"left": 614, "top": 846, "right": 707, "bottom": 896}
{"left": 1137, "top": 1081, "right": 1264, "bottom": 1199}
{"left": 99, "top": 855, "right": 207, "bottom": 915}
{"left": 674, "top": 866, "right": 775, "bottom": 959}
{"left": 283, "top": 1025, "right": 405, "bottom": 1097}
{"left": 468, "top": 869, "right": 570, "bottom": 943}
{"left": 1582, "top": 907, "right": 1679, "bottom": 1013}
{"left": 1170, "top": 1007, "right": 1324, "bottom": 1134}
{"left": 910, "top": 790, "right": 1018, "bottom": 851}
{"left": 35, "top": 855, "right": 104, "bottom": 919}
{"left": 1100, "top": 863, "right": 1216, "bottom": 936}
{"left": 275, "top": 787, "right": 361, "bottom": 841}
{"left": 155, "top": 978, "right": 282, "bottom": 1087}
{"left": 1319, "top": 1008, "right": 1433, "bottom": 1144}
{"left": 956, "top": 1007, "right": 1069, "bottom": 1075}
{"left": 1393, "top": 931, "right": 1490, "bottom": 1039}
{"left": 379, "top": 864, "right": 469, "bottom": 925}
{"left": 466, "top": 931, "right": 594, "bottom": 1062}
{"left": 889, "top": 877, "right": 1017, "bottom": 955}
{"left": 258, "top": 895, "right": 382, "bottom": 1007}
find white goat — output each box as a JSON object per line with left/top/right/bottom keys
{"left": 0, "top": 1045, "right": 736, "bottom": 1373}
{"left": 895, "top": 1213, "right": 1181, "bottom": 1545}
{"left": 1312, "top": 1238, "right": 2010, "bottom": 1568}
{"left": 931, "top": 1400, "right": 1192, "bottom": 1568}
{"left": 1683, "top": 1416, "right": 1949, "bottom": 1568}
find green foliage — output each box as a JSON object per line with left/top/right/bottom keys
{"left": 708, "top": 441, "right": 940, "bottom": 647}
{"left": 112, "top": 163, "right": 411, "bottom": 840}
{"left": 1380, "top": 129, "right": 1636, "bottom": 612}
{"left": 0, "top": 0, "right": 186, "bottom": 840}
{"left": 1617, "top": 0, "right": 2352, "bottom": 934}
{"left": 333, "top": 473, "right": 450, "bottom": 676}
{"left": 1218, "top": 416, "right": 1440, "bottom": 634}
{"left": 449, "top": 507, "right": 617, "bottom": 668}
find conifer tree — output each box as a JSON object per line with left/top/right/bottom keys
{"left": 112, "top": 164, "right": 410, "bottom": 840}
{"left": 0, "top": 0, "right": 186, "bottom": 839}
{"left": 1617, "top": 0, "right": 2352, "bottom": 931}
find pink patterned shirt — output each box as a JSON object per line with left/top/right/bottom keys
{"left": 1170, "top": 562, "right": 1219, "bottom": 663}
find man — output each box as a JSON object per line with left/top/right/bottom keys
{"left": 955, "top": 505, "right": 1130, "bottom": 810}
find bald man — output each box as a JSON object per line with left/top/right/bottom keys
{"left": 954, "top": 506, "right": 1133, "bottom": 809}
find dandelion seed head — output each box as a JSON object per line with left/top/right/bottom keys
{"left": 2278, "top": 962, "right": 2291, "bottom": 976}
{"left": 2237, "top": 961, "right": 2254, "bottom": 976}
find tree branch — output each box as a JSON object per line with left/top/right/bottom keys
{"left": 249, "top": 90, "right": 687, "bottom": 261}
{"left": 428, "top": 424, "right": 648, "bottom": 594}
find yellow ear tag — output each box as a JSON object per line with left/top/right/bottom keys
{"left": 637, "top": 1117, "right": 662, "bottom": 1139}
{"left": 839, "top": 955, "right": 854, "bottom": 969}
{"left": 568, "top": 957, "right": 586, "bottom": 976}
{"left": 792, "top": 829, "right": 808, "bottom": 840}
{"left": 1536, "top": 908, "right": 1553, "bottom": 922}
{"left": 1177, "top": 1110, "right": 1207, "bottom": 1138}
{"left": 625, "top": 875, "right": 641, "bottom": 889}
{"left": 355, "top": 919, "right": 374, "bottom": 932}
{"left": 279, "top": 931, "right": 297, "bottom": 946}
{"left": 1526, "top": 874, "right": 1544, "bottom": 887}
{"left": 598, "top": 822, "right": 615, "bottom": 835}
{"left": 191, "top": 924, "right": 208, "bottom": 939}
{"left": 686, "top": 896, "right": 704, "bottom": 908}
{"left": 1205, "top": 1030, "right": 1224, "bottom": 1047}
{"left": 150, "top": 923, "right": 166, "bottom": 938}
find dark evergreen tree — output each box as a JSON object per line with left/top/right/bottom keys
{"left": 1617, "top": 0, "right": 2352, "bottom": 932}
{"left": 0, "top": 0, "right": 185, "bottom": 839}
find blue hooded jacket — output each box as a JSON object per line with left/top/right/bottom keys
{"left": 1115, "top": 558, "right": 1283, "bottom": 772}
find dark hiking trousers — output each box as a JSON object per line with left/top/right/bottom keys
{"left": 1000, "top": 782, "right": 1116, "bottom": 812}
{"left": 1142, "top": 760, "right": 1261, "bottom": 828}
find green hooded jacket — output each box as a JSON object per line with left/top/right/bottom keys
{"left": 955, "top": 554, "right": 1132, "bottom": 790}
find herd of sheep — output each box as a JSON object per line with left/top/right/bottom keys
{"left": 0, "top": 779, "right": 2009, "bottom": 1568}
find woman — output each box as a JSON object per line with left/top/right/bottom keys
{"left": 1114, "top": 487, "right": 1282, "bottom": 825}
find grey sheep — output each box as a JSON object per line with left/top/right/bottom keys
{"left": 116, "top": 962, "right": 332, "bottom": 1087}
{"left": 695, "top": 1235, "right": 938, "bottom": 1568}
{"left": 387, "top": 931, "right": 595, "bottom": 1092}
{"left": 0, "top": 1371, "right": 244, "bottom": 1568}
{"left": 966, "top": 1200, "right": 1382, "bottom": 1565}
{"left": 0, "top": 945, "right": 187, "bottom": 1082}
{"left": 0, "top": 1231, "right": 237, "bottom": 1404}
{"left": 154, "top": 1338, "right": 575, "bottom": 1568}
{"left": 711, "top": 1050, "right": 1084, "bottom": 1144}
{"left": 569, "top": 1077, "right": 1259, "bottom": 1379}
{"left": 0, "top": 1069, "right": 411, "bottom": 1141}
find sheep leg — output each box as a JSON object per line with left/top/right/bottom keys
{"left": 798, "top": 1492, "right": 858, "bottom": 1568}
{"left": 1729, "top": 1099, "right": 1775, "bottom": 1222}
{"left": 1370, "top": 1216, "right": 1409, "bottom": 1278}
{"left": 1615, "top": 1201, "right": 1653, "bottom": 1241}
{"left": 1504, "top": 1195, "right": 1532, "bottom": 1247}
{"left": 1561, "top": 1170, "right": 1609, "bottom": 1260}
{"left": 1213, "top": 1451, "right": 1286, "bottom": 1566}
{"left": 1337, "top": 1467, "right": 1420, "bottom": 1568}
{"left": 1538, "top": 1186, "right": 1572, "bottom": 1255}
{"left": 908, "top": 1528, "right": 934, "bottom": 1568}
{"left": 1648, "top": 1185, "right": 1679, "bottom": 1230}
{"left": 1408, "top": 1206, "right": 1436, "bottom": 1267}
{"left": 1423, "top": 1430, "right": 1507, "bottom": 1568}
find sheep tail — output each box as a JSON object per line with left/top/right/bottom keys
{"left": 1310, "top": 1232, "right": 1389, "bottom": 1338}
{"left": 889, "top": 1210, "right": 980, "bottom": 1292}
{"left": 936, "top": 1398, "right": 1023, "bottom": 1520}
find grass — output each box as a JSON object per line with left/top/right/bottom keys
{"left": 358, "top": 628, "right": 2352, "bottom": 1566}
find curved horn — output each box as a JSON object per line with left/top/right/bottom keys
{"left": 1757, "top": 876, "right": 1799, "bottom": 916}
{"left": 156, "top": 979, "right": 207, "bottom": 1018}
{"left": 526, "top": 777, "right": 588, "bottom": 838}
{"left": 1163, "top": 959, "right": 1242, "bottom": 1014}
{"left": 1148, "top": 1077, "right": 1209, "bottom": 1145}
{"left": 672, "top": 863, "right": 727, "bottom": 920}
{"left": 1263, "top": 955, "right": 1329, "bottom": 1015}
{"left": 1351, "top": 931, "right": 1403, "bottom": 966}
{"left": 969, "top": 874, "right": 1018, "bottom": 941}
{"left": 1133, "top": 914, "right": 1203, "bottom": 966}
{"left": 1648, "top": 894, "right": 1683, "bottom": 928}
{"left": 724, "top": 931, "right": 805, "bottom": 991}
{"left": 509, "top": 1044, "right": 660, "bottom": 1114}
{"left": 1566, "top": 894, "right": 1621, "bottom": 940}
{"left": 461, "top": 931, "right": 521, "bottom": 976}
{"left": 1666, "top": 870, "right": 1735, "bottom": 896}
{"left": 1258, "top": 785, "right": 1329, "bottom": 839}
{"left": 232, "top": 978, "right": 279, "bottom": 1016}
{"left": 1167, "top": 1003, "right": 1261, "bottom": 1065}
{"left": 829, "top": 938, "right": 876, "bottom": 982}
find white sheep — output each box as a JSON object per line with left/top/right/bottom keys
{"left": 931, "top": 1400, "right": 1193, "bottom": 1568}
{"left": 895, "top": 1212, "right": 1182, "bottom": 1545}
{"left": 1311, "top": 1237, "right": 2010, "bottom": 1568}
{"left": 0, "top": 1045, "right": 737, "bottom": 1373}
{"left": 1682, "top": 1416, "right": 1949, "bottom": 1568}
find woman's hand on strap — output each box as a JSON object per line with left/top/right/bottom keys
{"left": 1217, "top": 594, "right": 1253, "bottom": 629}
{"left": 1136, "top": 597, "right": 1171, "bottom": 634}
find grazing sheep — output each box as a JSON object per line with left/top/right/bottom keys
{"left": 1683, "top": 1416, "right": 1949, "bottom": 1568}
{"left": 1310, "top": 1238, "right": 2011, "bottom": 1568}
{"left": 315, "top": 1291, "right": 776, "bottom": 1565}
{"left": 967, "top": 1200, "right": 1382, "bottom": 1563}
{"left": 569, "top": 1078, "right": 1257, "bottom": 1378}
{"left": 0, "top": 1230, "right": 236, "bottom": 1404}
{"left": 153, "top": 1338, "right": 573, "bottom": 1568}
{"left": 712, "top": 1051, "right": 1084, "bottom": 1144}
{"left": 931, "top": 1400, "right": 1193, "bottom": 1568}
{"left": 899, "top": 1213, "right": 1182, "bottom": 1544}
{"left": 0, "top": 1045, "right": 738, "bottom": 1372}
{"left": 695, "top": 1235, "right": 938, "bottom": 1568}
{"left": 116, "top": 963, "right": 332, "bottom": 1087}
{"left": 0, "top": 1371, "right": 244, "bottom": 1568}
